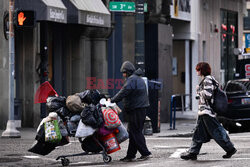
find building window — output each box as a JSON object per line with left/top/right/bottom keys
{"left": 220, "top": 10, "right": 238, "bottom": 82}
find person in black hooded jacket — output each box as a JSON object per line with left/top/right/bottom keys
{"left": 111, "top": 61, "right": 152, "bottom": 162}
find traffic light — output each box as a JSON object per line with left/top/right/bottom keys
{"left": 15, "top": 10, "right": 35, "bottom": 28}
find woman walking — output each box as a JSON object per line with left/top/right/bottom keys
{"left": 181, "top": 62, "right": 237, "bottom": 160}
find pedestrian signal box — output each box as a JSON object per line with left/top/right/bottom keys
{"left": 15, "top": 10, "right": 35, "bottom": 28}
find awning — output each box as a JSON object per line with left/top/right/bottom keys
{"left": 15, "top": 0, "right": 67, "bottom": 23}
{"left": 62, "top": 0, "right": 111, "bottom": 28}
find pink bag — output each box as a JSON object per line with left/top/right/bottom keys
{"left": 97, "top": 124, "right": 114, "bottom": 136}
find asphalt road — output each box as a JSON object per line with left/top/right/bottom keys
{"left": 1, "top": 132, "right": 250, "bottom": 167}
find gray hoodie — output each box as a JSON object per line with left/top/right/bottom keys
{"left": 111, "top": 61, "right": 149, "bottom": 112}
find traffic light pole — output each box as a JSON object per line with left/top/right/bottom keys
{"left": 135, "top": 0, "right": 145, "bottom": 72}
{"left": 2, "top": 0, "right": 21, "bottom": 138}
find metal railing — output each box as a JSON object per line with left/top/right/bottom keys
{"left": 169, "top": 94, "right": 191, "bottom": 130}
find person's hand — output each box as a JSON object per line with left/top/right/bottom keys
{"left": 196, "top": 85, "right": 199, "bottom": 91}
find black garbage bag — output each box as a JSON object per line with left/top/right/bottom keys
{"left": 81, "top": 135, "right": 102, "bottom": 153}
{"left": 28, "top": 141, "right": 56, "bottom": 156}
{"left": 46, "top": 96, "right": 66, "bottom": 112}
{"left": 81, "top": 105, "right": 98, "bottom": 129}
{"left": 35, "top": 124, "right": 45, "bottom": 143}
{"left": 77, "top": 90, "right": 103, "bottom": 105}
{"left": 55, "top": 107, "right": 70, "bottom": 120}
{"left": 93, "top": 106, "right": 104, "bottom": 128}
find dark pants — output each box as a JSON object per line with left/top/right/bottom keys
{"left": 189, "top": 114, "right": 235, "bottom": 155}
{"left": 127, "top": 108, "right": 151, "bottom": 158}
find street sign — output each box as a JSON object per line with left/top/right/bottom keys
{"left": 109, "top": 2, "right": 147, "bottom": 13}
{"left": 109, "top": 2, "right": 135, "bottom": 12}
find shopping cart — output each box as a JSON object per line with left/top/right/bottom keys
{"left": 56, "top": 134, "right": 112, "bottom": 166}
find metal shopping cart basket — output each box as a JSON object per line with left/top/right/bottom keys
{"left": 56, "top": 135, "right": 112, "bottom": 166}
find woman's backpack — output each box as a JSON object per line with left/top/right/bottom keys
{"left": 210, "top": 79, "right": 228, "bottom": 115}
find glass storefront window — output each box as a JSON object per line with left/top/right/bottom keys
{"left": 220, "top": 10, "right": 238, "bottom": 82}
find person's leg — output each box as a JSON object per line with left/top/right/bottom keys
{"left": 188, "top": 140, "right": 202, "bottom": 155}
{"left": 203, "top": 115, "right": 236, "bottom": 158}
{"left": 181, "top": 140, "right": 202, "bottom": 160}
{"left": 129, "top": 108, "right": 151, "bottom": 157}
{"left": 122, "top": 114, "right": 138, "bottom": 160}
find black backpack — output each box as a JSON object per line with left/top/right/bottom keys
{"left": 209, "top": 79, "right": 228, "bottom": 115}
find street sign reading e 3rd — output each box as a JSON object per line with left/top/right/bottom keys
{"left": 109, "top": 2, "right": 135, "bottom": 12}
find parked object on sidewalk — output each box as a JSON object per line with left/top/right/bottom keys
{"left": 75, "top": 120, "right": 96, "bottom": 138}
{"left": 217, "top": 78, "right": 250, "bottom": 133}
{"left": 34, "top": 81, "right": 58, "bottom": 104}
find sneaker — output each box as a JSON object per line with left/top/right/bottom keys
{"left": 180, "top": 153, "right": 197, "bottom": 160}
{"left": 222, "top": 148, "right": 237, "bottom": 159}
{"left": 120, "top": 157, "right": 136, "bottom": 162}
{"left": 137, "top": 154, "right": 153, "bottom": 161}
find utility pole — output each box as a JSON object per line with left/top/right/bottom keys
{"left": 135, "top": 0, "right": 145, "bottom": 72}
{"left": 2, "top": 0, "right": 21, "bottom": 138}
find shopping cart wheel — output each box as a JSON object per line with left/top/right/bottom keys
{"left": 61, "top": 158, "right": 70, "bottom": 166}
{"left": 103, "top": 155, "right": 112, "bottom": 163}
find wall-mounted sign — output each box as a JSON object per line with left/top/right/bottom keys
{"left": 171, "top": 0, "right": 191, "bottom": 21}
{"left": 48, "top": 7, "right": 66, "bottom": 23}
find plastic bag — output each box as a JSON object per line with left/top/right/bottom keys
{"left": 28, "top": 141, "right": 56, "bottom": 156}
{"left": 81, "top": 104, "right": 103, "bottom": 129}
{"left": 97, "top": 124, "right": 114, "bottom": 136}
{"left": 44, "top": 120, "right": 62, "bottom": 143}
{"left": 115, "top": 123, "right": 129, "bottom": 143}
{"left": 102, "top": 107, "right": 121, "bottom": 129}
{"left": 77, "top": 90, "right": 102, "bottom": 105}
{"left": 66, "top": 95, "right": 84, "bottom": 113}
{"left": 81, "top": 135, "right": 102, "bottom": 153}
{"left": 46, "top": 96, "right": 66, "bottom": 112}
{"left": 67, "top": 121, "right": 78, "bottom": 136}
{"left": 75, "top": 120, "right": 96, "bottom": 138}
{"left": 100, "top": 98, "right": 122, "bottom": 115}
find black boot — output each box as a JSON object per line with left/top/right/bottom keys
{"left": 180, "top": 153, "right": 197, "bottom": 160}
{"left": 222, "top": 148, "right": 237, "bottom": 159}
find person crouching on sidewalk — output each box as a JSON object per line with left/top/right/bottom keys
{"left": 180, "top": 62, "right": 237, "bottom": 160}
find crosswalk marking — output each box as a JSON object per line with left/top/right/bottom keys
{"left": 169, "top": 149, "right": 187, "bottom": 158}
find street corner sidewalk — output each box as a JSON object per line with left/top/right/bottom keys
{"left": 0, "top": 128, "right": 37, "bottom": 140}
{"left": 150, "top": 118, "right": 197, "bottom": 138}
